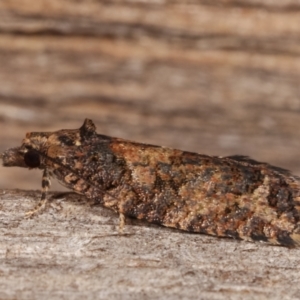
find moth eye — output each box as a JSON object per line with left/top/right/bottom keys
{"left": 24, "top": 149, "right": 41, "bottom": 168}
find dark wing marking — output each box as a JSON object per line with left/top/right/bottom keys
{"left": 225, "top": 155, "right": 299, "bottom": 179}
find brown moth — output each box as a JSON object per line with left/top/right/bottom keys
{"left": 2, "top": 119, "right": 300, "bottom": 247}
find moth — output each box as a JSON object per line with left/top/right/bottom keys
{"left": 2, "top": 119, "right": 300, "bottom": 247}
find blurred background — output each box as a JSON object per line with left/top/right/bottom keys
{"left": 0, "top": 0, "right": 300, "bottom": 191}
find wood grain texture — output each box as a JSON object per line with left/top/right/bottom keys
{"left": 1, "top": 190, "right": 300, "bottom": 300}
{"left": 0, "top": 1, "right": 300, "bottom": 298}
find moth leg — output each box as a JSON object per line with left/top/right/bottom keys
{"left": 25, "top": 169, "right": 51, "bottom": 218}
{"left": 118, "top": 213, "right": 126, "bottom": 233}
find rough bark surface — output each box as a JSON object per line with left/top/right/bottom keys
{"left": 1, "top": 0, "right": 300, "bottom": 299}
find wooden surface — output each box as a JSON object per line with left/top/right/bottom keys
{"left": 1, "top": 190, "right": 300, "bottom": 300}
{"left": 1, "top": 0, "right": 300, "bottom": 299}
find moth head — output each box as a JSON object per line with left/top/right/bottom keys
{"left": 1, "top": 119, "right": 97, "bottom": 169}
{"left": 1, "top": 132, "right": 49, "bottom": 169}
{"left": 1, "top": 146, "right": 42, "bottom": 169}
